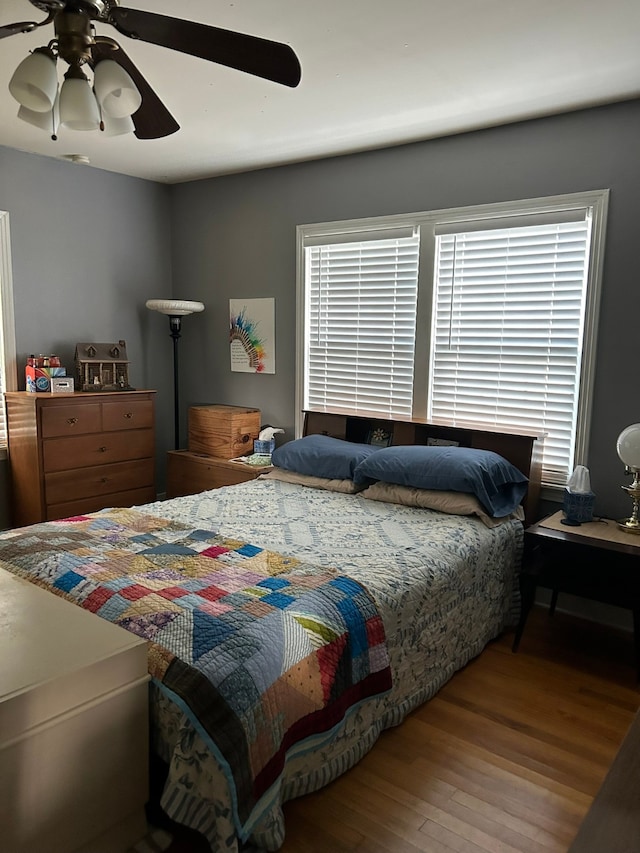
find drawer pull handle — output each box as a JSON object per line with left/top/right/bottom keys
{"left": 241, "top": 434, "right": 250, "bottom": 443}
{"left": 99, "top": 446, "right": 108, "bottom": 452}
{"left": 101, "top": 477, "right": 109, "bottom": 484}
{"left": 67, "top": 417, "right": 78, "bottom": 425}
{"left": 124, "top": 412, "right": 133, "bottom": 419}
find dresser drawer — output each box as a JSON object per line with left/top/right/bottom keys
{"left": 46, "top": 487, "right": 157, "bottom": 522}
{"left": 45, "top": 459, "right": 155, "bottom": 505}
{"left": 40, "top": 403, "right": 102, "bottom": 438}
{"left": 43, "top": 429, "right": 154, "bottom": 472}
{"left": 102, "top": 399, "right": 154, "bottom": 432}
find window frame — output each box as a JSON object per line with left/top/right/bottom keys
{"left": 296, "top": 189, "right": 609, "bottom": 489}
{"left": 0, "top": 210, "right": 18, "bottom": 456}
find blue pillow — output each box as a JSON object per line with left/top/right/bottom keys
{"left": 271, "top": 434, "right": 381, "bottom": 480}
{"left": 353, "top": 445, "right": 528, "bottom": 517}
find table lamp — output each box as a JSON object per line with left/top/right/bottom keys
{"left": 616, "top": 423, "right": 640, "bottom": 533}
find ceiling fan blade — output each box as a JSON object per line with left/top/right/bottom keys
{"left": 92, "top": 38, "right": 179, "bottom": 140}
{"left": 109, "top": 7, "right": 301, "bottom": 88}
{"left": 0, "top": 21, "right": 38, "bottom": 39}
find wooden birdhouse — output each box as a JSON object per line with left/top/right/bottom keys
{"left": 75, "top": 341, "right": 134, "bottom": 392}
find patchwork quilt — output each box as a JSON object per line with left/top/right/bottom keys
{"left": 0, "top": 507, "right": 392, "bottom": 838}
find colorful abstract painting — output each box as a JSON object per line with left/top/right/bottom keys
{"left": 229, "top": 298, "right": 275, "bottom": 373}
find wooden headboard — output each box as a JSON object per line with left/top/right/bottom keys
{"left": 303, "top": 409, "right": 543, "bottom": 525}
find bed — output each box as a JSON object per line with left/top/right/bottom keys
{"left": 0, "top": 411, "right": 541, "bottom": 853}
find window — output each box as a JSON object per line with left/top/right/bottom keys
{"left": 304, "top": 228, "right": 419, "bottom": 417}
{"left": 297, "top": 190, "right": 608, "bottom": 488}
{"left": 0, "top": 210, "right": 18, "bottom": 451}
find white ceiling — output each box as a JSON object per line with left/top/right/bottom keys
{"left": 1, "top": 0, "right": 639, "bottom": 184}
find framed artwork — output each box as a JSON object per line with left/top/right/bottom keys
{"left": 367, "top": 427, "right": 393, "bottom": 447}
{"left": 229, "top": 298, "right": 275, "bottom": 374}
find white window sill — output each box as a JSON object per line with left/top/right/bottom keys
{"left": 540, "top": 484, "right": 563, "bottom": 504}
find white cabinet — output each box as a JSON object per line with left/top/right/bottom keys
{"left": 0, "top": 568, "right": 150, "bottom": 853}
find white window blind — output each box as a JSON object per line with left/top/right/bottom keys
{"left": 429, "top": 214, "right": 592, "bottom": 486}
{"left": 305, "top": 233, "right": 420, "bottom": 417}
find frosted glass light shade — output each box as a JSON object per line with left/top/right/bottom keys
{"left": 102, "top": 113, "right": 135, "bottom": 136}
{"left": 617, "top": 424, "right": 640, "bottom": 469}
{"left": 17, "top": 91, "right": 60, "bottom": 135}
{"left": 59, "top": 76, "right": 100, "bottom": 130}
{"left": 93, "top": 60, "right": 142, "bottom": 118}
{"left": 146, "top": 299, "right": 205, "bottom": 316}
{"left": 9, "top": 50, "right": 58, "bottom": 112}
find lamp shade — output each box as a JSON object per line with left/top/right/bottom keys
{"left": 102, "top": 113, "right": 135, "bottom": 137}
{"left": 17, "top": 91, "right": 60, "bottom": 136}
{"left": 59, "top": 74, "right": 100, "bottom": 130}
{"left": 93, "top": 60, "right": 142, "bottom": 118}
{"left": 9, "top": 49, "right": 58, "bottom": 112}
{"left": 617, "top": 424, "right": 640, "bottom": 469}
{"left": 146, "top": 299, "right": 205, "bottom": 316}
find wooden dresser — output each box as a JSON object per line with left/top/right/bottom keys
{"left": 5, "top": 391, "right": 156, "bottom": 527}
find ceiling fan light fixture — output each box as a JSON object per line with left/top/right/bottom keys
{"left": 59, "top": 66, "right": 100, "bottom": 131}
{"left": 93, "top": 59, "right": 142, "bottom": 118}
{"left": 2, "top": 1, "right": 301, "bottom": 144}
{"left": 9, "top": 48, "right": 58, "bottom": 113}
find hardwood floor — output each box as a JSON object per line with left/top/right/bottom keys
{"left": 163, "top": 605, "right": 640, "bottom": 852}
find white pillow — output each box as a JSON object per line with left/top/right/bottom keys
{"left": 260, "top": 468, "right": 361, "bottom": 493}
{"left": 361, "top": 482, "right": 523, "bottom": 527}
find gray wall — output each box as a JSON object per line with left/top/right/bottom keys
{"left": 0, "top": 146, "right": 174, "bottom": 522}
{"left": 2, "top": 99, "right": 639, "bottom": 527}
{"left": 170, "top": 98, "right": 640, "bottom": 523}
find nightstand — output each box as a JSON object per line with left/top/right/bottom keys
{"left": 166, "top": 450, "right": 272, "bottom": 498}
{"left": 513, "top": 510, "right": 640, "bottom": 676}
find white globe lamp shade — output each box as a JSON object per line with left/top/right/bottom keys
{"left": 617, "top": 424, "right": 640, "bottom": 470}
{"left": 146, "top": 299, "right": 205, "bottom": 316}
{"left": 59, "top": 75, "right": 100, "bottom": 130}
{"left": 9, "top": 50, "right": 58, "bottom": 112}
{"left": 93, "top": 60, "right": 142, "bottom": 118}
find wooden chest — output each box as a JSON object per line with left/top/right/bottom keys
{"left": 5, "top": 390, "right": 156, "bottom": 526}
{"left": 188, "top": 404, "right": 260, "bottom": 458}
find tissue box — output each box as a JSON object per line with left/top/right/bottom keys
{"left": 50, "top": 376, "right": 75, "bottom": 394}
{"left": 188, "top": 404, "right": 261, "bottom": 458}
{"left": 562, "top": 488, "right": 595, "bottom": 524}
{"left": 253, "top": 439, "right": 275, "bottom": 455}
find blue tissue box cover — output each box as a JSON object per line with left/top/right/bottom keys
{"left": 254, "top": 439, "right": 275, "bottom": 455}
{"left": 563, "top": 488, "right": 595, "bottom": 523}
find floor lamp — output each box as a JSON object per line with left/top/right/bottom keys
{"left": 146, "top": 299, "right": 205, "bottom": 450}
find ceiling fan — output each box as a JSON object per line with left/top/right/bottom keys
{"left": 0, "top": 1, "right": 302, "bottom": 140}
